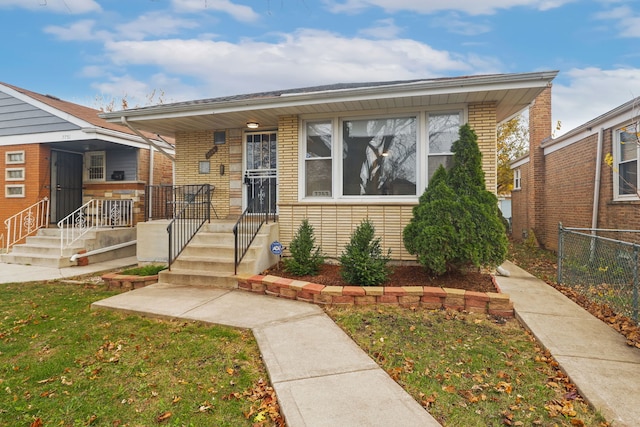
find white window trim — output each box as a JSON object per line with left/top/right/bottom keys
{"left": 299, "top": 107, "right": 466, "bottom": 203}
{"left": 513, "top": 168, "right": 521, "bottom": 190}
{"left": 84, "top": 151, "right": 106, "bottom": 182}
{"left": 613, "top": 125, "right": 640, "bottom": 201}
{"left": 5, "top": 150, "right": 25, "bottom": 165}
{"left": 5, "top": 167, "right": 25, "bottom": 181}
{"left": 5, "top": 184, "right": 25, "bottom": 198}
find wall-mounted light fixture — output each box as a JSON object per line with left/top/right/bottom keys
{"left": 246, "top": 122, "right": 259, "bottom": 129}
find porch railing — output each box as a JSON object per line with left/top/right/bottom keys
{"left": 167, "top": 184, "right": 211, "bottom": 269}
{"left": 233, "top": 197, "right": 275, "bottom": 275}
{"left": 57, "top": 199, "right": 133, "bottom": 254}
{"left": 146, "top": 184, "right": 218, "bottom": 221}
{"left": 4, "top": 197, "right": 50, "bottom": 252}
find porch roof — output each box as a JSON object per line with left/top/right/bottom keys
{"left": 101, "top": 71, "right": 558, "bottom": 137}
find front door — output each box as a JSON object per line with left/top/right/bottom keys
{"left": 244, "top": 131, "right": 277, "bottom": 215}
{"left": 51, "top": 151, "right": 83, "bottom": 223}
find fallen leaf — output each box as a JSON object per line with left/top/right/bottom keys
{"left": 30, "top": 418, "right": 43, "bottom": 427}
{"left": 156, "top": 412, "right": 172, "bottom": 422}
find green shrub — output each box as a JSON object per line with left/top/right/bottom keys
{"left": 120, "top": 264, "right": 167, "bottom": 276}
{"left": 282, "top": 219, "right": 325, "bottom": 276}
{"left": 339, "top": 219, "right": 391, "bottom": 286}
{"left": 403, "top": 124, "right": 508, "bottom": 275}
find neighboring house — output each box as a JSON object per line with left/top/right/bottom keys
{"left": 511, "top": 90, "right": 640, "bottom": 251}
{"left": 102, "top": 71, "right": 557, "bottom": 262}
{"left": 0, "top": 82, "right": 174, "bottom": 249}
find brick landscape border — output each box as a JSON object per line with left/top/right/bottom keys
{"left": 102, "top": 273, "right": 159, "bottom": 291}
{"left": 235, "top": 274, "right": 514, "bottom": 317}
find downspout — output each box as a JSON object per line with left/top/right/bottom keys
{"left": 120, "top": 116, "right": 174, "bottom": 162}
{"left": 149, "top": 145, "right": 155, "bottom": 220}
{"left": 591, "top": 128, "right": 604, "bottom": 231}
{"left": 155, "top": 134, "right": 176, "bottom": 184}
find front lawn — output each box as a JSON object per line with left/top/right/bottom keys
{"left": 0, "top": 280, "right": 281, "bottom": 427}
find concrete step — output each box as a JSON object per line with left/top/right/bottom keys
{"left": 191, "top": 232, "right": 236, "bottom": 246}
{"left": 0, "top": 252, "right": 73, "bottom": 268}
{"left": 158, "top": 269, "right": 238, "bottom": 288}
{"left": 10, "top": 244, "right": 77, "bottom": 257}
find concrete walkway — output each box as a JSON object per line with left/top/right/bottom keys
{"left": 495, "top": 261, "right": 640, "bottom": 427}
{"left": 3, "top": 257, "right": 640, "bottom": 426}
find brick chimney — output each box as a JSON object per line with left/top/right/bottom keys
{"left": 527, "top": 85, "right": 552, "bottom": 246}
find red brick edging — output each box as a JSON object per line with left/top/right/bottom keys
{"left": 102, "top": 273, "right": 159, "bottom": 291}
{"left": 234, "top": 274, "right": 514, "bottom": 317}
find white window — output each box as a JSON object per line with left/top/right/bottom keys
{"left": 85, "top": 151, "right": 106, "bottom": 181}
{"left": 6, "top": 151, "right": 25, "bottom": 164}
{"left": 5, "top": 184, "right": 25, "bottom": 198}
{"left": 614, "top": 123, "right": 640, "bottom": 198}
{"left": 513, "top": 168, "right": 521, "bottom": 190}
{"left": 305, "top": 121, "right": 333, "bottom": 197}
{"left": 5, "top": 167, "right": 25, "bottom": 181}
{"left": 301, "top": 110, "right": 463, "bottom": 200}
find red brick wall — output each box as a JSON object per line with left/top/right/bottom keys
{"left": 510, "top": 161, "right": 529, "bottom": 241}
{"left": 541, "top": 134, "right": 599, "bottom": 250}
{"left": 0, "top": 144, "right": 51, "bottom": 241}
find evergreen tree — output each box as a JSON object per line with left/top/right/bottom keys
{"left": 403, "top": 124, "right": 507, "bottom": 275}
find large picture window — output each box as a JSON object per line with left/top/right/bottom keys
{"left": 343, "top": 117, "right": 417, "bottom": 196}
{"left": 615, "top": 124, "right": 639, "bottom": 198}
{"left": 301, "top": 109, "right": 464, "bottom": 200}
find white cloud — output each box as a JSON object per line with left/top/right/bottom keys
{"left": 595, "top": 6, "right": 640, "bottom": 37}
{"left": 44, "top": 19, "right": 111, "bottom": 41}
{"left": 0, "top": 0, "right": 101, "bottom": 14}
{"left": 358, "top": 18, "right": 403, "bottom": 39}
{"left": 91, "top": 74, "right": 195, "bottom": 108}
{"left": 553, "top": 67, "right": 640, "bottom": 135}
{"left": 115, "top": 12, "right": 200, "bottom": 41}
{"left": 171, "top": 0, "right": 259, "bottom": 22}
{"left": 430, "top": 12, "right": 492, "bottom": 35}
{"left": 99, "top": 29, "right": 496, "bottom": 99}
{"left": 322, "top": 0, "right": 576, "bottom": 15}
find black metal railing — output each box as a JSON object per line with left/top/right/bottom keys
{"left": 167, "top": 184, "right": 211, "bottom": 269}
{"left": 233, "top": 198, "right": 273, "bottom": 275}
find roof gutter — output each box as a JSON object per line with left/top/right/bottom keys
{"left": 101, "top": 71, "right": 559, "bottom": 122}
{"left": 120, "top": 116, "right": 174, "bottom": 162}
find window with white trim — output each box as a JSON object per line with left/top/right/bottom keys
{"left": 305, "top": 121, "right": 333, "bottom": 197}
{"left": 85, "top": 151, "right": 106, "bottom": 181}
{"left": 513, "top": 168, "right": 521, "bottom": 190}
{"left": 5, "top": 151, "right": 25, "bottom": 164}
{"left": 427, "top": 112, "right": 460, "bottom": 182}
{"left": 301, "top": 110, "right": 463, "bottom": 199}
{"left": 343, "top": 116, "right": 416, "bottom": 196}
{"left": 5, "top": 184, "right": 25, "bottom": 198}
{"left": 5, "top": 167, "right": 25, "bottom": 181}
{"left": 615, "top": 123, "right": 640, "bottom": 198}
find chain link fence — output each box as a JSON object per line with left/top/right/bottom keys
{"left": 558, "top": 224, "right": 640, "bottom": 324}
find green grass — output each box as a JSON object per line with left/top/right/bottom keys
{"left": 328, "top": 305, "right": 609, "bottom": 427}
{"left": 119, "top": 264, "right": 167, "bottom": 276}
{"left": 0, "top": 281, "right": 279, "bottom": 427}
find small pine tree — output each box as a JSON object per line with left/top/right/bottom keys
{"left": 339, "top": 219, "right": 391, "bottom": 286}
{"left": 403, "top": 124, "right": 508, "bottom": 275}
{"left": 282, "top": 219, "right": 325, "bottom": 276}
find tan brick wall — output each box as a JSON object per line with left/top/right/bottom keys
{"left": 175, "top": 130, "right": 231, "bottom": 218}
{"left": 468, "top": 102, "right": 498, "bottom": 193}
{"left": 173, "top": 103, "right": 501, "bottom": 261}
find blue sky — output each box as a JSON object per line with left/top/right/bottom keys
{"left": 1, "top": 0, "right": 640, "bottom": 135}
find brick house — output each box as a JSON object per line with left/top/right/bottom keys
{"left": 102, "top": 71, "right": 557, "bottom": 268}
{"left": 511, "top": 87, "right": 640, "bottom": 251}
{"left": 0, "top": 82, "right": 174, "bottom": 250}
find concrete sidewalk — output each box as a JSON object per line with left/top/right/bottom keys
{"left": 91, "top": 282, "right": 440, "bottom": 427}
{"left": 0, "top": 256, "right": 137, "bottom": 284}
{"left": 495, "top": 261, "right": 640, "bottom": 427}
